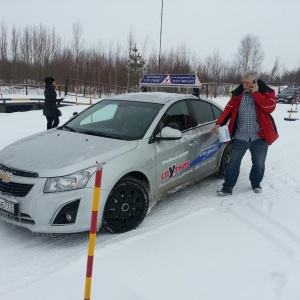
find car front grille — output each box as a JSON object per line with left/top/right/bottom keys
{"left": 0, "top": 180, "right": 34, "bottom": 197}
{"left": 0, "top": 210, "right": 35, "bottom": 225}
{"left": 0, "top": 163, "right": 38, "bottom": 178}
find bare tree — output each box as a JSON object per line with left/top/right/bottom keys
{"left": 71, "top": 21, "right": 84, "bottom": 82}
{"left": 207, "top": 51, "right": 223, "bottom": 97}
{"left": 0, "top": 21, "right": 9, "bottom": 80}
{"left": 19, "top": 25, "right": 34, "bottom": 80}
{"left": 207, "top": 50, "right": 222, "bottom": 82}
{"left": 0, "top": 21, "right": 8, "bottom": 61}
{"left": 31, "top": 23, "right": 52, "bottom": 76}
{"left": 48, "top": 27, "right": 61, "bottom": 64}
{"left": 20, "top": 25, "right": 33, "bottom": 65}
{"left": 10, "top": 25, "right": 20, "bottom": 62}
{"left": 3, "top": 20, "right": 300, "bottom": 91}
{"left": 196, "top": 59, "right": 210, "bottom": 83}
{"left": 236, "top": 34, "right": 264, "bottom": 73}
{"left": 114, "top": 41, "right": 121, "bottom": 91}
{"left": 126, "top": 29, "right": 136, "bottom": 89}
{"left": 269, "top": 56, "right": 280, "bottom": 83}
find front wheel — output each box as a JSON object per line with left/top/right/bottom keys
{"left": 102, "top": 176, "right": 149, "bottom": 233}
{"left": 216, "top": 142, "right": 232, "bottom": 178}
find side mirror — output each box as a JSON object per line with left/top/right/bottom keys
{"left": 156, "top": 126, "right": 182, "bottom": 141}
{"left": 69, "top": 111, "right": 78, "bottom": 120}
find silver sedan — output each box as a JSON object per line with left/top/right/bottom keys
{"left": 0, "top": 92, "right": 232, "bottom": 233}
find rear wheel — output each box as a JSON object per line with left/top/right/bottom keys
{"left": 102, "top": 176, "right": 149, "bottom": 233}
{"left": 216, "top": 143, "right": 232, "bottom": 178}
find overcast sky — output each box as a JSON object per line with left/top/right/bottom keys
{"left": 1, "top": 0, "right": 300, "bottom": 72}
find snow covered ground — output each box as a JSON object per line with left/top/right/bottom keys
{"left": 1, "top": 94, "right": 300, "bottom": 300}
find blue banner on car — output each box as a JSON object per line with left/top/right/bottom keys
{"left": 190, "top": 140, "right": 223, "bottom": 167}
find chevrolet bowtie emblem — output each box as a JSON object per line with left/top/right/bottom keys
{"left": 0, "top": 172, "right": 11, "bottom": 183}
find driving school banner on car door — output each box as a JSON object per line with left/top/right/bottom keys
{"left": 139, "top": 74, "right": 202, "bottom": 88}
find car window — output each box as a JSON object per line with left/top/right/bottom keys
{"left": 211, "top": 104, "right": 222, "bottom": 119}
{"left": 80, "top": 104, "right": 117, "bottom": 125}
{"left": 67, "top": 100, "right": 162, "bottom": 140}
{"left": 280, "top": 89, "right": 297, "bottom": 94}
{"left": 159, "top": 101, "right": 194, "bottom": 132}
{"left": 189, "top": 100, "right": 218, "bottom": 124}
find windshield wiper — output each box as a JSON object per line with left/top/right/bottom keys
{"left": 80, "top": 130, "right": 111, "bottom": 137}
{"left": 61, "top": 125, "right": 77, "bottom": 132}
{"left": 80, "top": 130, "right": 127, "bottom": 140}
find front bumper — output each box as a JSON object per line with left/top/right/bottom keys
{"left": 0, "top": 175, "right": 109, "bottom": 233}
{"left": 276, "top": 98, "right": 290, "bottom": 103}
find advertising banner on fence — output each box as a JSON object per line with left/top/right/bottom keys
{"left": 139, "top": 74, "right": 201, "bottom": 87}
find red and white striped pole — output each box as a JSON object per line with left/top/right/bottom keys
{"left": 84, "top": 162, "right": 103, "bottom": 300}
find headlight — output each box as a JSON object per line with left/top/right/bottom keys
{"left": 44, "top": 166, "right": 96, "bottom": 193}
{"left": 286, "top": 96, "right": 292, "bottom": 99}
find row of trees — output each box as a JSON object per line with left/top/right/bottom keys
{"left": 0, "top": 21, "right": 299, "bottom": 89}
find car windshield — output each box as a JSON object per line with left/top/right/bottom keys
{"left": 280, "top": 89, "right": 297, "bottom": 94}
{"left": 62, "top": 99, "right": 163, "bottom": 140}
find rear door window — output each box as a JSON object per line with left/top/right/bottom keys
{"left": 190, "top": 100, "right": 221, "bottom": 125}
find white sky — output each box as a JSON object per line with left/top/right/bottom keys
{"left": 1, "top": 93, "right": 300, "bottom": 299}
{"left": 2, "top": 0, "right": 300, "bottom": 72}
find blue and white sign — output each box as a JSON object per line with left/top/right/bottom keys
{"left": 139, "top": 74, "right": 201, "bottom": 87}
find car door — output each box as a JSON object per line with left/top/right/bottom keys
{"left": 154, "top": 100, "right": 199, "bottom": 196}
{"left": 188, "top": 99, "right": 224, "bottom": 177}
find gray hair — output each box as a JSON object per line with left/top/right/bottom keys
{"left": 242, "top": 70, "right": 259, "bottom": 80}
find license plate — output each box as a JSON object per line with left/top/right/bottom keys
{"left": 0, "top": 198, "right": 18, "bottom": 215}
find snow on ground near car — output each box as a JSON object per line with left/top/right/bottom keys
{"left": 1, "top": 95, "right": 300, "bottom": 300}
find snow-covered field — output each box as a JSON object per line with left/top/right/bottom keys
{"left": 1, "top": 94, "right": 300, "bottom": 300}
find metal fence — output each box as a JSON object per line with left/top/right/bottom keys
{"left": 65, "top": 78, "right": 138, "bottom": 99}
{"left": 0, "top": 83, "right": 65, "bottom": 98}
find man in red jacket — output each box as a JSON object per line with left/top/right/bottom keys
{"left": 212, "top": 70, "right": 279, "bottom": 195}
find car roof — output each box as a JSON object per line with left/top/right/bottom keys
{"left": 287, "top": 85, "right": 300, "bottom": 89}
{"left": 280, "top": 87, "right": 299, "bottom": 92}
{"left": 107, "top": 92, "right": 197, "bottom": 105}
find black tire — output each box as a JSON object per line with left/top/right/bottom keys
{"left": 102, "top": 176, "right": 149, "bottom": 233}
{"left": 216, "top": 143, "right": 233, "bottom": 178}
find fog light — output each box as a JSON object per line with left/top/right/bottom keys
{"left": 66, "top": 213, "right": 72, "bottom": 222}
{"left": 52, "top": 199, "right": 80, "bottom": 225}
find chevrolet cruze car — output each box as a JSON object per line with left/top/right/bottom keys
{"left": 0, "top": 92, "right": 232, "bottom": 234}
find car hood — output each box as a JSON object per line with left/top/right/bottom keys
{"left": 0, "top": 129, "right": 138, "bottom": 177}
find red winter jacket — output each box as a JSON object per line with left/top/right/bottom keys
{"left": 216, "top": 83, "right": 279, "bottom": 145}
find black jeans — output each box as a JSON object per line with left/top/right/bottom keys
{"left": 46, "top": 116, "right": 60, "bottom": 130}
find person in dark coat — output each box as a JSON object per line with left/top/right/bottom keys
{"left": 43, "top": 77, "right": 61, "bottom": 130}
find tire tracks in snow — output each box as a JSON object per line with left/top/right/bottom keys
{"left": 219, "top": 195, "right": 300, "bottom": 259}
{"left": 0, "top": 232, "right": 88, "bottom": 297}
{"left": 3, "top": 177, "right": 289, "bottom": 297}
{"left": 0, "top": 178, "right": 221, "bottom": 297}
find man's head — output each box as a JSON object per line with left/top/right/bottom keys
{"left": 44, "top": 77, "right": 55, "bottom": 84}
{"left": 242, "top": 70, "right": 259, "bottom": 93}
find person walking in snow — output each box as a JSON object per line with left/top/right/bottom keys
{"left": 43, "top": 77, "right": 61, "bottom": 130}
{"left": 212, "top": 70, "right": 279, "bottom": 195}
